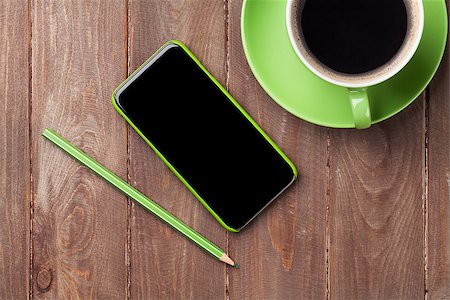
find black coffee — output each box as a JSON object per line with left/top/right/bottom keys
{"left": 300, "top": 0, "right": 408, "bottom": 74}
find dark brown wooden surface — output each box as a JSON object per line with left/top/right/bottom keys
{"left": 427, "top": 1, "right": 450, "bottom": 298}
{"left": 0, "top": 1, "right": 30, "bottom": 299}
{"left": 329, "top": 98, "right": 425, "bottom": 299}
{"left": 31, "top": 0, "right": 128, "bottom": 298}
{"left": 0, "top": 0, "right": 449, "bottom": 299}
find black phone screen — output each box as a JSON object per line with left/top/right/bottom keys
{"left": 115, "top": 42, "right": 296, "bottom": 230}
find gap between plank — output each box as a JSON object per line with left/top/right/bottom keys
{"left": 224, "top": 0, "right": 231, "bottom": 299}
{"left": 28, "top": 0, "right": 34, "bottom": 298}
{"left": 423, "top": 89, "right": 430, "bottom": 300}
{"left": 325, "top": 128, "right": 331, "bottom": 300}
{"left": 126, "top": 0, "right": 132, "bottom": 299}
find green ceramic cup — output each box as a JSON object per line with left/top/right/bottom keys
{"left": 286, "top": 0, "right": 425, "bottom": 129}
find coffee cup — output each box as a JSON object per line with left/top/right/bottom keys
{"left": 286, "top": 0, "right": 424, "bottom": 129}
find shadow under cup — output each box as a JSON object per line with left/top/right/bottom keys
{"left": 286, "top": 0, "right": 424, "bottom": 129}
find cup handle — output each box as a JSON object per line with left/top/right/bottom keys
{"left": 348, "top": 88, "right": 371, "bottom": 129}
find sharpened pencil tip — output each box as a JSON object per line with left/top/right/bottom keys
{"left": 233, "top": 263, "right": 238, "bottom": 269}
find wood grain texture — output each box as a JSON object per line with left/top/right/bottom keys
{"left": 31, "top": 0, "right": 128, "bottom": 298}
{"left": 2, "top": 0, "right": 450, "bottom": 298}
{"left": 128, "top": 1, "right": 227, "bottom": 298}
{"left": 427, "top": 9, "right": 450, "bottom": 298}
{"left": 329, "top": 98, "right": 425, "bottom": 299}
{"left": 0, "top": 0, "right": 30, "bottom": 298}
{"left": 228, "top": 1, "right": 327, "bottom": 299}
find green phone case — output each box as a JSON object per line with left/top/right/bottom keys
{"left": 112, "top": 40, "right": 297, "bottom": 232}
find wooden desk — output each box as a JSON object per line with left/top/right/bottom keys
{"left": 1, "top": 0, "right": 448, "bottom": 298}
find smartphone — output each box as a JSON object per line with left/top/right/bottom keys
{"left": 112, "top": 40, "right": 297, "bottom": 232}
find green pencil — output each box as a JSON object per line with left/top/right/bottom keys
{"left": 43, "top": 128, "right": 237, "bottom": 268}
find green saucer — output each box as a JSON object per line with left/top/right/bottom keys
{"left": 241, "top": 0, "right": 448, "bottom": 128}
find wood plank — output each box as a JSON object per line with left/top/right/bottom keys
{"left": 0, "top": 0, "right": 30, "bottom": 298}
{"left": 329, "top": 98, "right": 425, "bottom": 299}
{"left": 228, "top": 1, "right": 328, "bottom": 298}
{"left": 31, "top": 0, "right": 128, "bottom": 298}
{"left": 128, "top": 1, "right": 227, "bottom": 298}
{"left": 427, "top": 7, "right": 450, "bottom": 297}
